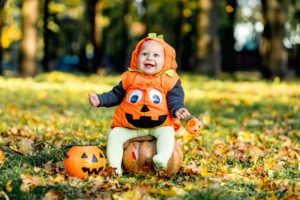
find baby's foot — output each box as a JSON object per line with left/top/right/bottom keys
{"left": 153, "top": 154, "right": 168, "bottom": 170}
{"left": 114, "top": 167, "right": 123, "bottom": 176}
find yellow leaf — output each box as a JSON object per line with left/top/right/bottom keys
{"left": 5, "top": 180, "right": 12, "bottom": 193}
{"left": 225, "top": 107, "right": 234, "bottom": 113}
{"left": 149, "top": 186, "right": 185, "bottom": 197}
{"left": 183, "top": 134, "right": 194, "bottom": 142}
{"left": 184, "top": 183, "right": 194, "bottom": 191}
{"left": 0, "top": 122, "right": 6, "bottom": 132}
{"left": 266, "top": 192, "right": 278, "bottom": 200}
{"left": 37, "top": 91, "right": 48, "bottom": 100}
{"left": 122, "top": 190, "right": 143, "bottom": 200}
{"left": 0, "top": 150, "right": 5, "bottom": 165}
{"left": 200, "top": 166, "right": 213, "bottom": 177}
{"left": 202, "top": 113, "right": 211, "bottom": 125}
{"left": 33, "top": 167, "right": 41, "bottom": 173}
{"left": 49, "top": 174, "right": 65, "bottom": 183}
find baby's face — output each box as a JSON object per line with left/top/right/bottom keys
{"left": 138, "top": 40, "right": 165, "bottom": 75}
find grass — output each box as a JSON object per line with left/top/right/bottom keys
{"left": 0, "top": 71, "right": 299, "bottom": 199}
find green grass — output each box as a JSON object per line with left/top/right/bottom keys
{"left": 0, "top": 71, "right": 299, "bottom": 199}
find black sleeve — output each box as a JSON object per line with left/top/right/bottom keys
{"left": 97, "top": 81, "right": 126, "bottom": 107}
{"left": 167, "top": 80, "right": 185, "bottom": 117}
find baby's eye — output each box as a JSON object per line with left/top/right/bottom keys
{"left": 154, "top": 54, "right": 160, "bottom": 57}
{"left": 142, "top": 52, "right": 148, "bottom": 56}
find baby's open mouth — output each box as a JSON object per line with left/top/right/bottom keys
{"left": 144, "top": 64, "right": 154, "bottom": 69}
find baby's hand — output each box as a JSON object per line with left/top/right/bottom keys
{"left": 175, "top": 108, "right": 190, "bottom": 120}
{"left": 88, "top": 93, "right": 100, "bottom": 107}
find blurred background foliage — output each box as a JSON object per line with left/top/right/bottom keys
{"left": 0, "top": 0, "right": 299, "bottom": 78}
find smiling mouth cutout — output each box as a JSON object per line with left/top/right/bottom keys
{"left": 82, "top": 166, "right": 104, "bottom": 175}
{"left": 125, "top": 113, "right": 167, "bottom": 128}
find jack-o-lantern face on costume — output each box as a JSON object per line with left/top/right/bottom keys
{"left": 64, "top": 146, "right": 106, "bottom": 179}
{"left": 124, "top": 87, "right": 169, "bottom": 128}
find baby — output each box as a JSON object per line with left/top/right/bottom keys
{"left": 89, "top": 33, "right": 190, "bottom": 175}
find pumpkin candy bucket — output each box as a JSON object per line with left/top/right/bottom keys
{"left": 122, "top": 136, "right": 183, "bottom": 177}
{"left": 182, "top": 114, "right": 203, "bottom": 136}
{"left": 185, "top": 118, "right": 203, "bottom": 136}
{"left": 64, "top": 146, "right": 106, "bottom": 179}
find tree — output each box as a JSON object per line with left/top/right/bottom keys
{"left": 174, "top": 0, "right": 185, "bottom": 70}
{"left": 114, "top": 0, "right": 129, "bottom": 73}
{"left": 0, "top": 0, "right": 7, "bottom": 75}
{"left": 174, "top": 0, "right": 195, "bottom": 71}
{"left": 259, "top": 0, "right": 290, "bottom": 78}
{"left": 288, "top": 0, "right": 300, "bottom": 76}
{"left": 195, "top": 0, "right": 221, "bottom": 75}
{"left": 220, "top": 0, "right": 237, "bottom": 73}
{"left": 42, "top": 0, "right": 50, "bottom": 72}
{"left": 19, "top": 0, "right": 39, "bottom": 77}
{"left": 90, "top": 0, "right": 105, "bottom": 73}
{"left": 141, "top": 0, "right": 149, "bottom": 34}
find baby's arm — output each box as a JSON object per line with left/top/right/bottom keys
{"left": 89, "top": 81, "right": 125, "bottom": 107}
{"left": 167, "top": 80, "right": 190, "bottom": 120}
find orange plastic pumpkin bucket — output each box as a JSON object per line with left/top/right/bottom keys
{"left": 181, "top": 113, "right": 203, "bottom": 136}
{"left": 64, "top": 146, "right": 106, "bottom": 179}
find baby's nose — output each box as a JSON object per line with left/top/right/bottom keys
{"left": 146, "top": 54, "right": 154, "bottom": 60}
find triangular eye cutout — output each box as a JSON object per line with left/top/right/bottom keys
{"left": 99, "top": 153, "right": 104, "bottom": 158}
{"left": 92, "top": 154, "right": 98, "bottom": 163}
{"left": 81, "top": 153, "right": 88, "bottom": 158}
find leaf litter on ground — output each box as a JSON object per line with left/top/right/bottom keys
{"left": 0, "top": 72, "right": 299, "bottom": 199}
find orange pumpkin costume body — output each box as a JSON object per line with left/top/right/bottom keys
{"left": 95, "top": 34, "right": 185, "bottom": 175}
{"left": 111, "top": 70, "right": 181, "bottom": 130}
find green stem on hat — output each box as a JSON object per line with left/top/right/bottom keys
{"left": 148, "top": 33, "right": 164, "bottom": 39}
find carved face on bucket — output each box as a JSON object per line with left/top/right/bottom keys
{"left": 185, "top": 118, "right": 203, "bottom": 136}
{"left": 124, "top": 87, "right": 168, "bottom": 128}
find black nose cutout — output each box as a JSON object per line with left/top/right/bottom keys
{"left": 141, "top": 105, "right": 150, "bottom": 112}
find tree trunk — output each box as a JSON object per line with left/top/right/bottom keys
{"left": 221, "top": 0, "right": 237, "bottom": 73}
{"left": 19, "top": 0, "right": 39, "bottom": 77}
{"left": 91, "top": 0, "right": 104, "bottom": 73}
{"left": 174, "top": 0, "right": 184, "bottom": 70}
{"left": 141, "top": 0, "right": 149, "bottom": 35}
{"left": 42, "top": 0, "right": 50, "bottom": 72}
{"left": 259, "top": 0, "right": 289, "bottom": 79}
{"left": 0, "top": 0, "right": 7, "bottom": 75}
{"left": 195, "top": 0, "right": 221, "bottom": 75}
{"left": 115, "top": 0, "right": 129, "bottom": 73}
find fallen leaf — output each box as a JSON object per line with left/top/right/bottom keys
{"left": 5, "top": 180, "right": 12, "bottom": 193}
{"left": 200, "top": 166, "right": 213, "bottom": 177}
{"left": 20, "top": 174, "right": 45, "bottom": 192}
{"left": 0, "top": 191, "right": 9, "bottom": 200}
{"left": 0, "top": 150, "right": 5, "bottom": 165}
{"left": 42, "top": 190, "right": 63, "bottom": 200}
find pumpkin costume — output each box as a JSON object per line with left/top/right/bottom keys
{"left": 96, "top": 34, "right": 185, "bottom": 175}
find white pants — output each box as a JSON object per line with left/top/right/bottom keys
{"left": 106, "top": 126, "right": 175, "bottom": 175}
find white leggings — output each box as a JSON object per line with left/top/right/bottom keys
{"left": 106, "top": 126, "right": 175, "bottom": 175}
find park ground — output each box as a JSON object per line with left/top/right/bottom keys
{"left": 0, "top": 72, "right": 299, "bottom": 199}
